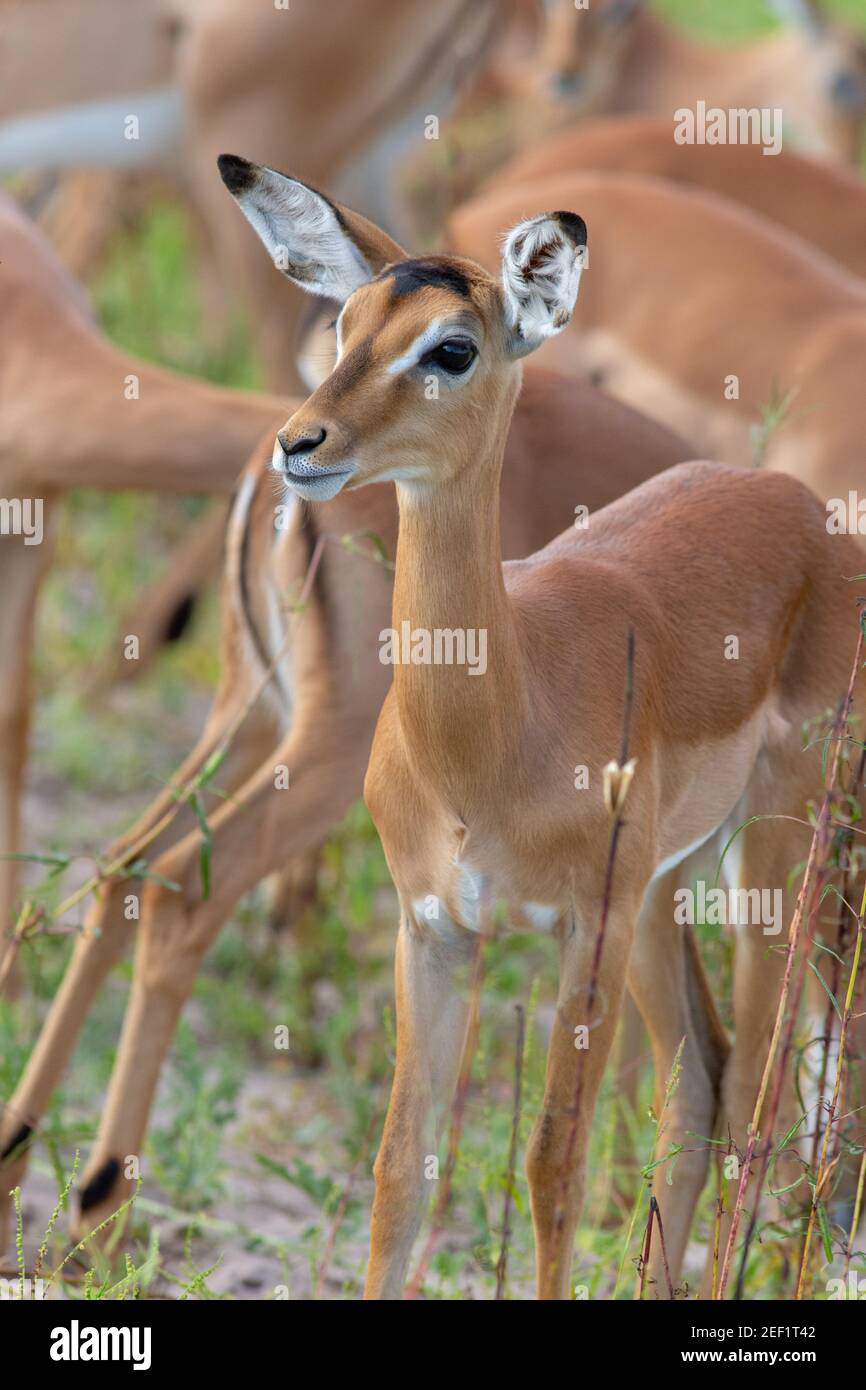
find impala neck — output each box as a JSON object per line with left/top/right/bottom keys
{"left": 391, "top": 383, "right": 526, "bottom": 799}
{"left": 31, "top": 335, "right": 289, "bottom": 496}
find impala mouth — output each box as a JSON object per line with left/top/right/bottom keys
{"left": 272, "top": 438, "right": 356, "bottom": 500}
{"left": 281, "top": 466, "right": 354, "bottom": 501}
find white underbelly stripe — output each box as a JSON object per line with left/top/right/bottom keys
{"left": 652, "top": 821, "right": 723, "bottom": 883}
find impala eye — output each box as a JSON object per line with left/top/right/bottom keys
{"left": 425, "top": 337, "right": 477, "bottom": 375}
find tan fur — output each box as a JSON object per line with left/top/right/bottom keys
{"left": 400, "top": 0, "right": 866, "bottom": 238}
{"left": 173, "top": 0, "right": 499, "bottom": 391}
{"left": 525, "top": 1, "right": 866, "bottom": 164}
{"left": 215, "top": 196, "right": 863, "bottom": 1298}
{"left": 0, "top": 0, "right": 172, "bottom": 121}
{"left": 0, "top": 360, "right": 696, "bottom": 1249}
{"left": 490, "top": 114, "right": 866, "bottom": 282}
{"left": 1, "top": 0, "right": 502, "bottom": 393}
{"left": 0, "top": 196, "right": 286, "bottom": 978}
{"left": 479, "top": 127, "right": 866, "bottom": 1204}
{"left": 449, "top": 172, "right": 866, "bottom": 519}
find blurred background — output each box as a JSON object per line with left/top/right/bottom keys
{"left": 2, "top": 0, "right": 866, "bottom": 1299}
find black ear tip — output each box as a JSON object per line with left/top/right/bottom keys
{"left": 553, "top": 211, "right": 587, "bottom": 249}
{"left": 217, "top": 153, "right": 256, "bottom": 195}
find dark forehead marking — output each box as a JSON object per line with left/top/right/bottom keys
{"left": 319, "top": 334, "right": 374, "bottom": 402}
{"left": 381, "top": 258, "right": 473, "bottom": 300}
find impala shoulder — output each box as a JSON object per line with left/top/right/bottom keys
{"left": 364, "top": 693, "right": 407, "bottom": 813}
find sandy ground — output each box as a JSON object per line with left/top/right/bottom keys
{"left": 10, "top": 1069, "right": 373, "bottom": 1300}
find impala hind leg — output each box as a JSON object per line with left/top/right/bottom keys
{"left": 627, "top": 861, "right": 729, "bottom": 1297}
{"left": 70, "top": 708, "right": 366, "bottom": 1239}
{"left": 0, "top": 681, "right": 276, "bottom": 1251}
{"left": 0, "top": 503, "right": 57, "bottom": 989}
{"left": 266, "top": 846, "right": 324, "bottom": 934}
{"left": 365, "top": 916, "right": 479, "bottom": 1300}
{"left": 265, "top": 844, "right": 330, "bottom": 1065}
{"left": 527, "top": 907, "right": 634, "bottom": 1300}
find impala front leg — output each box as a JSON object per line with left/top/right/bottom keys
{"left": 365, "top": 915, "right": 479, "bottom": 1300}
{"left": 0, "top": 680, "right": 276, "bottom": 1251}
{"left": 70, "top": 707, "right": 365, "bottom": 1240}
{"left": 527, "top": 906, "right": 634, "bottom": 1300}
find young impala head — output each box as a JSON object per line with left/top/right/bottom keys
{"left": 768, "top": 0, "right": 866, "bottom": 122}
{"left": 218, "top": 153, "right": 586, "bottom": 500}
{"left": 533, "top": 0, "right": 642, "bottom": 107}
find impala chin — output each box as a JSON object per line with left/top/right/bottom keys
{"left": 278, "top": 460, "right": 357, "bottom": 502}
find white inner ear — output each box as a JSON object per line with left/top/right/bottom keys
{"left": 501, "top": 215, "right": 585, "bottom": 348}
{"left": 234, "top": 168, "right": 374, "bottom": 301}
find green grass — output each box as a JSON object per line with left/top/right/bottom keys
{"left": 93, "top": 201, "right": 259, "bottom": 389}
{"left": 659, "top": 0, "right": 866, "bottom": 39}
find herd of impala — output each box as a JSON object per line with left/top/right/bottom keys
{"left": 1, "top": 0, "right": 866, "bottom": 1301}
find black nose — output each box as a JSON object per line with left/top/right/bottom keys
{"left": 279, "top": 427, "right": 327, "bottom": 456}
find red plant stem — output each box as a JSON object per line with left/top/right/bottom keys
{"left": 717, "top": 621, "right": 863, "bottom": 1298}
{"left": 651, "top": 1195, "right": 675, "bottom": 1299}
{"left": 552, "top": 630, "right": 635, "bottom": 1276}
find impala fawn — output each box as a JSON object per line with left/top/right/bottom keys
{"left": 0, "top": 301, "right": 692, "bottom": 1249}
{"left": 219, "top": 155, "right": 863, "bottom": 1298}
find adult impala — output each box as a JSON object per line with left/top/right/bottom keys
{"left": 488, "top": 114, "right": 866, "bottom": 283}
{"left": 0, "top": 0, "right": 501, "bottom": 393}
{"left": 215, "top": 158, "right": 862, "bottom": 1299}
{"left": 0, "top": 194, "right": 287, "bottom": 979}
{"left": 528, "top": 0, "right": 866, "bottom": 164}
{"left": 449, "top": 172, "right": 866, "bottom": 518}
{"left": 400, "top": 0, "right": 866, "bottom": 236}
{"left": 0, "top": 215, "right": 697, "bottom": 1256}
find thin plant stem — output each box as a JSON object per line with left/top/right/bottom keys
{"left": 314, "top": 1109, "right": 379, "bottom": 1299}
{"left": 495, "top": 1004, "right": 525, "bottom": 1300}
{"left": 551, "top": 628, "right": 636, "bottom": 1295}
{"left": 842, "top": 1144, "right": 866, "bottom": 1282}
{"left": 717, "top": 621, "right": 863, "bottom": 1298}
{"left": 796, "top": 876, "right": 866, "bottom": 1297}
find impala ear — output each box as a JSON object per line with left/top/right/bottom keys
{"left": 217, "top": 154, "right": 408, "bottom": 303}
{"left": 501, "top": 211, "right": 587, "bottom": 357}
